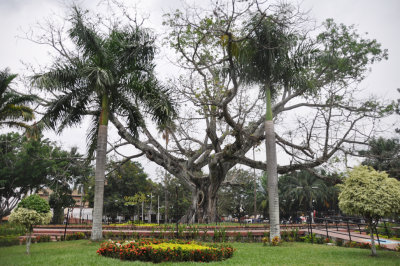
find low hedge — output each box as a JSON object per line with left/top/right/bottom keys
{"left": 0, "top": 235, "right": 20, "bottom": 247}
{"left": 97, "top": 238, "right": 235, "bottom": 263}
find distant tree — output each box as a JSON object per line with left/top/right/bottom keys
{"left": 338, "top": 165, "right": 400, "bottom": 256}
{"left": 49, "top": 192, "right": 75, "bottom": 224}
{"left": 280, "top": 170, "right": 327, "bottom": 218}
{"left": 218, "top": 169, "right": 255, "bottom": 222}
{"left": 359, "top": 137, "right": 400, "bottom": 180}
{"left": 0, "top": 68, "right": 36, "bottom": 129}
{"left": 103, "top": 161, "right": 152, "bottom": 222}
{"left": 0, "top": 133, "right": 53, "bottom": 220}
{"left": 9, "top": 194, "right": 52, "bottom": 255}
{"left": 0, "top": 132, "right": 90, "bottom": 221}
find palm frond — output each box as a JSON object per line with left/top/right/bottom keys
{"left": 42, "top": 86, "right": 91, "bottom": 131}
{"left": 111, "top": 93, "right": 143, "bottom": 138}
{"left": 32, "top": 63, "right": 81, "bottom": 91}
{"left": 69, "top": 6, "right": 105, "bottom": 64}
{"left": 0, "top": 68, "right": 17, "bottom": 95}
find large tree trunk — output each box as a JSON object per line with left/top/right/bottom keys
{"left": 265, "top": 87, "right": 280, "bottom": 240}
{"left": 91, "top": 96, "right": 109, "bottom": 241}
{"left": 179, "top": 177, "right": 220, "bottom": 224}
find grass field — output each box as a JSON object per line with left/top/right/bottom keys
{"left": 0, "top": 240, "right": 399, "bottom": 266}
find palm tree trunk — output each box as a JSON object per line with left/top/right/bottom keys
{"left": 91, "top": 95, "right": 109, "bottom": 241}
{"left": 265, "top": 86, "right": 280, "bottom": 240}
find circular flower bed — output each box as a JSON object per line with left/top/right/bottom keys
{"left": 97, "top": 239, "right": 235, "bottom": 263}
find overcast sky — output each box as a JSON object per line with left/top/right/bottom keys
{"left": 1, "top": 0, "right": 399, "bottom": 180}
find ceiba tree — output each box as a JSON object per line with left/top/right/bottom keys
{"left": 110, "top": 0, "right": 389, "bottom": 227}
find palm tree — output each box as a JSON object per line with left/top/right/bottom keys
{"left": 239, "top": 12, "right": 313, "bottom": 239}
{"left": 32, "top": 7, "right": 175, "bottom": 240}
{"left": 280, "top": 170, "right": 327, "bottom": 217}
{"left": 239, "top": 15, "right": 295, "bottom": 239}
{"left": 0, "top": 69, "right": 35, "bottom": 129}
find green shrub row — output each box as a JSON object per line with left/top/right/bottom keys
{"left": 21, "top": 235, "right": 52, "bottom": 244}
{"left": 0, "top": 223, "right": 25, "bottom": 236}
{"left": 0, "top": 235, "right": 20, "bottom": 247}
{"left": 97, "top": 238, "right": 235, "bottom": 263}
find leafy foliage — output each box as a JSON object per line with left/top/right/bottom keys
{"left": 0, "top": 132, "right": 90, "bottom": 220}
{"left": 9, "top": 208, "right": 52, "bottom": 231}
{"left": 338, "top": 165, "right": 400, "bottom": 219}
{"left": 0, "top": 68, "right": 36, "bottom": 129}
{"left": 360, "top": 137, "right": 400, "bottom": 180}
{"left": 32, "top": 6, "right": 176, "bottom": 157}
{"left": 18, "top": 194, "right": 50, "bottom": 214}
{"left": 88, "top": 160, "right": 153, "bottom": 221}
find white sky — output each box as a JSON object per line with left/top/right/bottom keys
{"left": 1, "top": 0, "right": 399, "bottom": 180}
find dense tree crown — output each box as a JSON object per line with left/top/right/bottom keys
{"left": 0, "top": 132, "right": 87, "bottom": 220}
{"left": 338, "top": 165, "right": 400, "bottom": 219}
{"left": 360, "top": 137, "right": 400, "bottom": 180}
{"left": 9, "top": 194, "right": 52, "bottom": 255}
{"left": 338, "top": 165, "right": 400, "bottom": 256}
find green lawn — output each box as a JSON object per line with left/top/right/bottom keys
{"left": 0, "top": 240, "right": 399, "bottom": 266}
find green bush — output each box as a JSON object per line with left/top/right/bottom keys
{"left": 302, "top": 234, "right": 316, "bottom": 243}
{"left": 18, "top": 194, "right": 50, "bottom": 213}
{"left": 65, "top": 232, "right": 85, "bottom": 241}
{"left": 336, "top": 238, "right": 343, "bottom": 246}
{"left": 0, "top": 223, "right": 26, "bottom": 236}
{"left": 0, "top": 235, "right": 20, "bottom": 247}
{"left": 97, "top": 238, "right": 235, "bottom": 263}
{"left": 35, "top": 235, "right": 51, "bottom": 243}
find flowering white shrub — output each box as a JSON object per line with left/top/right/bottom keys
{"left": 9, "top": 208, "right": 52, "bottom": 229}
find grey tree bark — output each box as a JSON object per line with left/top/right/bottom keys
{"left": 368, "top": 220, "right": 377, "bottom": 256}
{"left": 91, "top": 125, "right": 108, "bottom": 241}
{"left": 26, "top": 227, "right": 32, "bottom": 255}
{"left": 265, "top": 120, "right": 280, "bottom": 239}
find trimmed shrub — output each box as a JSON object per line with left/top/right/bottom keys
{"left": 97, "top": 238, "right": 235, "bottom": 263}
{"left": 65, "top": 232, "right": 85, "bottom": 241}
{"left": 35, "top": 235, "right": 51, "bottom": 243}
{"left": 336, "top": 238, "right": 343, "bottom": 246}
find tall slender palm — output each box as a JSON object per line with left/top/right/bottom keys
{"left": 0, "top": 69, "right": 35, "bottom": 129}
{"left": 239, "top": 15, "right": 294, "bottom": 239}
{"left": 32, "top": 7, "right": 175, "bottom": 240}
{"left": 239, "top": 14, "right": 312, "bottom": 239}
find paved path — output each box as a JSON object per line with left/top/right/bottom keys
{"left": 310, "top": 228, "right": 399, "bottom": 250}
